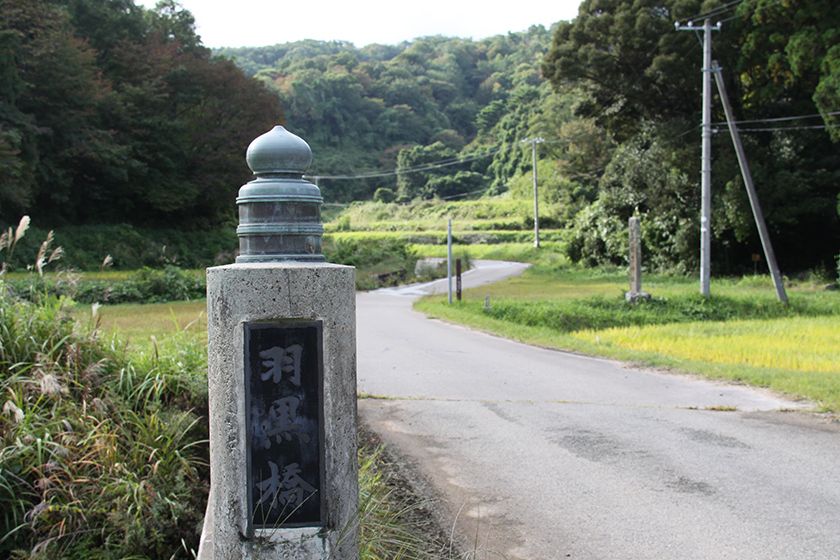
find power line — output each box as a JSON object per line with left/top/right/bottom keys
{"left": 711, "top": 111, "right": 840, "bottom": 126}
{"left": 308, "top": 146, "right": 503, "bottom": 180}
{"left": 440, "top": 188, "right": 486, "bottom": 200}
{"left": 680, "top": 0, "right": 741, "bottom": 24}
{"left": 714, "top": 124, "right": 839, "bottom": 133}
{"left": 674, "top": 125, "right": 701, "bottom": 139}
{"left": 717, "top": 13, "right": 742, "bottom": 24}
{"left": 308, "top": 131, "right": 603, "bottom": 182}
{"left": 677, "top": 0, "right": 785, "bottom": 28}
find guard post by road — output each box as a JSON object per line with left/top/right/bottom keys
{"left": 198, "top": 125, "right": 358, "bottom": 559}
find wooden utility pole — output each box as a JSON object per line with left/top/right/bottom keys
{"left": 712, "top": 62, "right": 788, "bottom": 304}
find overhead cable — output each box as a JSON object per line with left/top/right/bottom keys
{"left": 713, "top": 124, "right": 838, "bottom": 133}
{"left": 680, "top": 0, "right": 741, "bottom": 23}
{"left": 441, "top": 188, "right": 487, "bottom": 200}
{"left": 711, "top": 111, "right": 840, "bottom": 126}
{"left": 309, "top": 147, "right": 503, "bottom": 180}
{"left": 716, "top": 13, "right": 742, "bottom": 24}
{"left": 309, "top": 131, "right": 599, "bottom": 181}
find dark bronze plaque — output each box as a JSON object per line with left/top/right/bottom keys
{"left": 245, "top": 321, "right": 323, "bottom": 530}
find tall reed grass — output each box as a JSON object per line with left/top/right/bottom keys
{"left": 0, "top": 292, "right": 209, "bottom": 558}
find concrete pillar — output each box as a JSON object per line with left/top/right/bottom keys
{"left": 198, "top": 126, "right": 358, "bottom": 559}
{"left": 625, "top": 216, "right": 650, "bottom": 302}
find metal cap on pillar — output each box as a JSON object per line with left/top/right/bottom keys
{"left": 236, "top": 125, "right": 325, "bottom": 262}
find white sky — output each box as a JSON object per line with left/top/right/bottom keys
{"left": 136, "top": 0, "right": 582, "bottom": 48}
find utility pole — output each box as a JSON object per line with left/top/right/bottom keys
{"left": 676, "top": 19, "right": 720, "bottom": 297}
{"left": 712, "top": 61, "right": 788, "bottom": 304}
{"left": 522, "top": 137, "right": 545, "bottom": 248}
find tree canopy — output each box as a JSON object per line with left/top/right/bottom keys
{"left": 218, "top": 28, "right": 556, "bottom": 202}
{"left": 542, "top": 0, "right": 840, "bottom": 272}
{"left": 0, "top": 0, "right": 280, "bottom": 228}
{"left": 4, "top": 0, "right": 838, "bottom": 273}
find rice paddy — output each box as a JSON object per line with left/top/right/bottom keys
{"left": 575, "top": 316, "right": 840, "bottom": 375}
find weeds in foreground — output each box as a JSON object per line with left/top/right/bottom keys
{"left": 1, "top": 289, "right": 449, "bottom": 558}
{"left": 358, "top": 445, "right": 440, "bottom": 559}
{"left": 1, "top": 217, "right": 456, "bottom": 558}
{"left": 0, "top": 293, "right": 209, "bottom": 559}
{"left": 0, "top": 217, "right": 32, "bottom": 275}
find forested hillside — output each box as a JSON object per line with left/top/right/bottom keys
{"left": 217, "top": 28, "right": 556, "bottom": 202}
{"left": 2, "top": 0, "right": 837, "bottom": 273}
{"left": 0, "top": 0, "right": 279, "bottom": 228}
{"left": 221, "top": 0, "right": 839, "bottom": 273}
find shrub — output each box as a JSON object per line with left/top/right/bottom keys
{"left": 324, "top": 236, "right": 418, "bottom": 290}
{"left": 563, "top": 200, "right": 626, "bottom": 266}
{"left": 1, "top": 224, "right": 237, "bottom": 271}
{"left": 6, "top": 266, "right": 206, "bottom": 305}
{"left": 372, "top": 188, "right": 395, "bottom": 203}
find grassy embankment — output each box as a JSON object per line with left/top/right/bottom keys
{"left": 325, "top": 199, "right": 563, "bottom": 253}
{"left": 416, "top": 259, "right": 840, "bottom": 412}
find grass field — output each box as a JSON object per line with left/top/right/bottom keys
{"left": 410, "top": 241, "right": 566, "bottom": 263}
{"left": 89, "top": 300, "right": 207, "bottom": 343}
{"left": 416, "top": 265, "right": 840, "bottom": 412}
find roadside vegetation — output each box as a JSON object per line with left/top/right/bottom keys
{"left": 1, "top": 292, "right": 445, "bottom": 558}
{"left": 1, "top": 225, "right": 444, "bottom": 559}
{"left": 417, "top": 259, "right": 840, "bottom": 412}
{"left": 4, "top": 230, "right": 438, "bottom": 299}
{"left": 0, "top": 293, "right": 210, "bottom": 558}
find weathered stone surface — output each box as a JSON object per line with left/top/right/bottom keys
{"left": 624, "top": 290, "right": 651, "bottom": 303}
{"left": 628, "top": 216, "right": 642, "bottom": 295}
{"left": 626, "top": 216, "right": 651, "bottom": 303}
{"left": 199, "top": 262, "right": 357, "bottom": 560}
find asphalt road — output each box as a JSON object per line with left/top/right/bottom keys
{"left": 357, "top": 261, "right": 840, "bottom": 560}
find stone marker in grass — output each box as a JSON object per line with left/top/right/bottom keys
{"left": 198, "top": 125, "right": 358, "bottom": 559}
{"left": 625, "top": 216, "right": 651, "bottom": 303}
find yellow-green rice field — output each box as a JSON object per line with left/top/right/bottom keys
{"left": 574, "top": 316, "right": 840, "bottom": 374}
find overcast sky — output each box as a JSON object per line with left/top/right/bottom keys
{"left": 136, "top": 0, "right": 582, "bottom": 48}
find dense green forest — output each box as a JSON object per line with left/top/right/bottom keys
{"left": 220, "top": 0, "right": 839, "bottom": 273}
{"left": 0, "top": 0, "right": 279, "bottom": 228}
{"left": 2, "top": 0, "right": 838, "bottom": 273}
{"left": 217, "top": 28, "right": 556, "bottom": 202}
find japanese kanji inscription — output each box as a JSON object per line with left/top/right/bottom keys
{"left": 244, "top": 322, "right": 323, "bottom": 529}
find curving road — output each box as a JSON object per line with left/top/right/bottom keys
{"left": 357, "top": 260, "right": 840, "bottom": 560}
